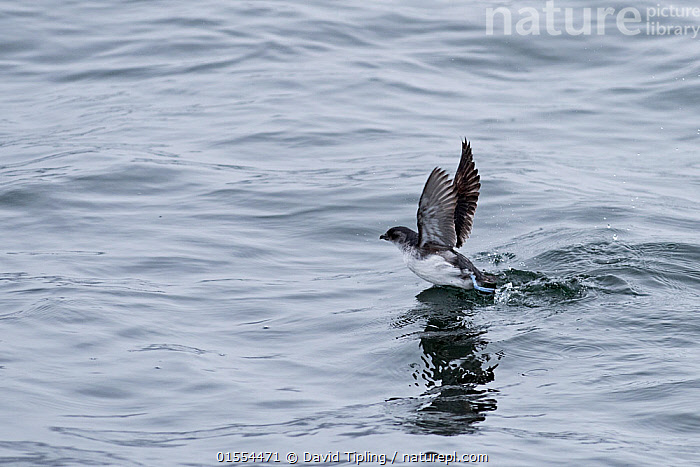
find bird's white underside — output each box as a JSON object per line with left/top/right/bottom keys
{"left": 401, "top": 247, "right": 474, "bottom": 289}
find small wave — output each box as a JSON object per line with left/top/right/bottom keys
{"left": 128, "top": 344, "right": 209, "bottom": 355}
{"left": 493, "top": 270, "right": 587, "bottom": 308}
{"left": 529, "top": 240, "right": 699, "bottom": 298}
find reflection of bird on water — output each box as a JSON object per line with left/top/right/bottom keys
{"left": 400, "top": 287, "right": 500, "bottom": 435}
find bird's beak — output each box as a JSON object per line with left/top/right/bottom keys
{"left": 379, "top": 234, "right": 388, "bottom": 241}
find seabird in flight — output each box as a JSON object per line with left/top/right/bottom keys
{"left": 380, "top": 139, "right": 496, "bottom": 293}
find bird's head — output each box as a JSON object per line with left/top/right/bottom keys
{"left": 380, "top": 226, "right": 416, "bottom": 248}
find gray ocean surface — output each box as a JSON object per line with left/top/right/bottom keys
{"left": 1, "top": 1, "right": 699, "bottom": 465}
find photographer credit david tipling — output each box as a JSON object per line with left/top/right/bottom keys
{"left": 485, "top": 1, "right": 700, "bottom": 38}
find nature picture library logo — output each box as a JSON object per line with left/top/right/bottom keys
{"left": 485, "top": 1, "right": 700, "bottom": 38}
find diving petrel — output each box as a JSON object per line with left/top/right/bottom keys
{"left": 380, "top": 139, "right": 496, "bottom": 293}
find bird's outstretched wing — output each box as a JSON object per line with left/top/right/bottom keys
{"left": 417, "top": 167, "right": 457, "bottom": 249}
{"left": 453, "top": 139, "right": 481, "bottom": 248}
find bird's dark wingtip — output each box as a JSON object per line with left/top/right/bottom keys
{"left": 461, "top": 138, "right": 471, "bottom": 155}
{"left": 459, "top": 137, "right": 474, "bottom": 159}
